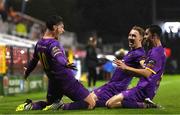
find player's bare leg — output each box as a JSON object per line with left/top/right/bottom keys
{"left": 106, "top": 93, "right": 124, "bottom": 108}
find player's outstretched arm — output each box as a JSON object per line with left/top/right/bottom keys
{"left": 114, "top": 59, "right": 152, "bottom": 78}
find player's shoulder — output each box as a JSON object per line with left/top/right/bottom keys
{"left": 133, "top": 48, "right": 146, "bottom": 56}
{"left": 151, "top": 46, "right": 164, "bottom": 56}
{"left": 50, "top": 39, "right": 59, "bottom": 44}
{"left": 48, "top": 39, "right": 61, "bottom": 48}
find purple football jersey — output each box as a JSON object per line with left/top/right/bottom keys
{"left": 26, "top": 38, "right": 82, "bottom": 89}
{"left": 110, "top": 47, "right": 145, "bottom": 87}
{"left": 94, "top": 48, "right": 145, "bottom": 105}
{"left": 136, "top": 46, "right": 166, "bottom": 99}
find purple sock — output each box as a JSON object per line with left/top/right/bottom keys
{"left": 122, "top": 100, "right": 145, "bottom": 108}
{"left": 32, "top": 101, "right": 48, "bottom": 110}
{"left": 63, "top": 101, "right": 88, "bottom": 110}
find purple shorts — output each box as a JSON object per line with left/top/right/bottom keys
{"left": 94, "top": 84, "right": 114, "bottom": 102}
{"left": 64, "top": 80, "right": 90, "bottom": 101}
{"left": 122, "top": 87, "right": 146, "bottom": 103}
{"left": 47, "top": 79, "right": 89, "bottom": 103}
{"left": 94, "top": 82, "right": 126, "bottom": 102}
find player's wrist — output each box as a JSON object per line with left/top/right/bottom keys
{"left": 125, "top": 66, "right": 131, "bottom": 72}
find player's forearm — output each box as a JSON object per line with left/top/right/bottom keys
{"left": 25, "top": 58, "right": 39, "bottom": 76}
{"left": 125, "top": 66, "right": 152, "bottom": 78}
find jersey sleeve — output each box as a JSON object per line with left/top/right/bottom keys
{"left": 25, "top": 44, "right": 39, "bottom": 77}
{"left": 50, "top": 42, "right": 67, "bottom": 66}
{"left": 145, "top": 52, "right": 161, "bottom": 74}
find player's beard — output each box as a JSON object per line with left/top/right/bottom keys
{"left": 54, "top": 32, "right": 60, "bottom": 40}
{"left": 143, "top": 38, "right": 153, "bottom": 52}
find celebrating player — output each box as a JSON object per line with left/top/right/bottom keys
{"left": 106, "top": 25, "right": 166, "bottom": 109}
{"left": 16, "top": 15, "right": 95, "bottom": 111}
{"left": 56, "top": 26, "right": 146, "bottom": 110}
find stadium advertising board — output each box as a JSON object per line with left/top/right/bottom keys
{"left": 0, "top": 45, "right": 6, "bottom": 74}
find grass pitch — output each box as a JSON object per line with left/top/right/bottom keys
{"left": 0, "top": 74, "right": 180, "bottom": 114}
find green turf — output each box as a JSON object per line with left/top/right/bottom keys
{"left": 0, "top": 74, "right": 180, "bottom": 114}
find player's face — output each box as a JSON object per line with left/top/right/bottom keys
{"left": 128, "top": 29, "right": 142, "bottom": 49}
{"left": 54, "top": 23, "right": 65, "bottom": 36}
{"left": 144, "top": 29, "right": 153, "bottom": 48}
{"left": 144, "top": 29, "right": 152, "bottom": 40}
{"left": 57, "top": 23, "right": 65, "bottom": 34}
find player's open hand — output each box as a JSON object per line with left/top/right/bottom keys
{"left": 113, "top": 59, "right": 127, "bottom": 70}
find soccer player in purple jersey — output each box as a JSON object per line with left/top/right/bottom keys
{"left": 58, "top": 26, "right": 146, "bottom": 110}
{"left": 16, "top": 15, "right": 95, "bottom": 111}
{"left": 106, "top": 25, "right": 166, "bottom": 109}
{"left": 90, "top": 26, "right": 146, "bottom": 107}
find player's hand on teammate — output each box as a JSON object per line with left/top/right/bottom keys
{"left": 113, "top": 59, "right": 128, "bottom": 70}
{"left": 66, "top": 63, "right": 77, "bottom": 70}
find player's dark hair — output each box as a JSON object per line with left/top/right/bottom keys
{"left": 46, "top": 15, "right": 63, "bottom": 31}
{"left": 132, "top": 25, "right": 145, "bottom": 37}
{"left": 147, "top": 25, "right": 162, "bottom": 38}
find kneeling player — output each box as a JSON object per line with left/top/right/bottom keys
{"left": 106, "top": 25, "right": 165, "bottom": 109}
{"left": 51, "top": 26, "right": 146, "bottom": 110}
{"left": 16, "top": 15, "right": 95, "bottom": 111}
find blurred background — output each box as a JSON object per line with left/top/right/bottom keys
{"left": 0, "top": 0, "right": 179, "bottom": 95}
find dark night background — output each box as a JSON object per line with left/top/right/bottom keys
{"left": 2, "top": 0, "right": 180, "bottom": 74}
{"left": 6, "top": 0, "right": 180, "bottom": 44}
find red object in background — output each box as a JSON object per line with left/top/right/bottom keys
{"left": 164, "top": 47, "right": 171, "bottom": 58}
{"left": 74, "top": 50, "right": 86, "bottom": 58}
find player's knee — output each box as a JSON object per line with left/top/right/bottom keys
{"left": 107, "top": 100, "right": 115, "bottom": 108}
{"left": 87, "top": 100, "right": 96, "bottom": 109}
{"left": 88, "top": 99, "right": 96, "bottom": 106}
{"left": 90, "top": 92, "right": 98, "bottom": 101}
{"left": 117, "top": 93, "right": 124, "bottom": 101}
{"left": 84, "top": 94, "right": 96, "bottom": 108}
